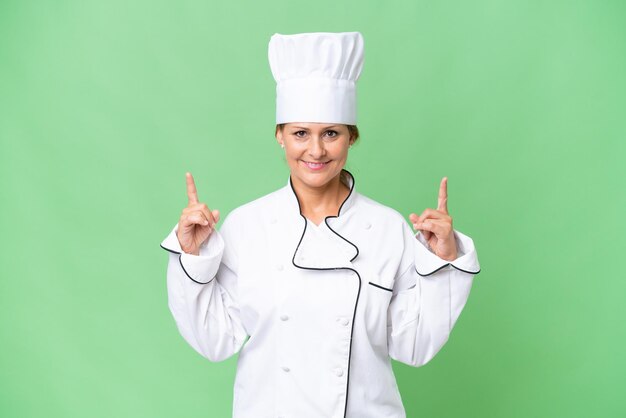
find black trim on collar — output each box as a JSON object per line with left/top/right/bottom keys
{"left": 289, "top": 168, "right": 361, "bottom": 418}
{"left": 368, "top": 282, "right": 393, "bottom": 292}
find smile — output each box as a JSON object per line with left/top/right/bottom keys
{"left": 301, "top": 160, "right": 330, "bottom": 170}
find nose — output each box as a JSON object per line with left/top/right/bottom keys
{"left": 308, "top": 137, "right": 326, "bottom": 159}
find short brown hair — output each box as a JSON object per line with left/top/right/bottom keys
{"left": 275, "top": 124, "right": 360, "bottom": 145}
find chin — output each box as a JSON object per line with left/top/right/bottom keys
{"left": 299, "top": 171, "right": 327, "bottom": 183}
{"left": 298, "top": 171, "right": 339, "bottom": 188}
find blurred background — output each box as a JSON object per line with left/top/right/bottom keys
{"left": 1, "top": 0, "right": 624, "bottom": 416}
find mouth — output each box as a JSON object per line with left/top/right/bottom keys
{"left": 301, "top": 160, "right": 330, "bottom": 170}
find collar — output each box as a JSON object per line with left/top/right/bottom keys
{"left": 285, "top": 168, "right": 357, "bottom": 217}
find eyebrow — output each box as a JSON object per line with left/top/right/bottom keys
{"left": 290, "top": 125, "right": 339, "bottom": 130}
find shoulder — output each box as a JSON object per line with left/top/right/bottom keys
{"left": 221, "top": 186, "right": 285, "bottom": 225}
{"left": 354, "top": 192, "right": 408, "bottom": 226}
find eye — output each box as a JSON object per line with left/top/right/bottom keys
{"left": 325, "top": 130, "right": 338, "bottom": 137}
{"left": 294, "top": 130, "right": 307, "bottom": 138}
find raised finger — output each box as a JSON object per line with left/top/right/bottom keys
{"left": 186, "top": 172, "right": 199, "bottom": 206}
{"left": 437, "top": 177, "right": 448, "bottom": 214}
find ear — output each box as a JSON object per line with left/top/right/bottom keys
{"left": 275, "top": 126, "right": 283, "bottom": 145}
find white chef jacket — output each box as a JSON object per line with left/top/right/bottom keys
{"left": 160, "top": 169, "right": 481, "bottom": 418}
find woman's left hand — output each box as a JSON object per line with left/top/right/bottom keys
{"left": 409, "top": 177, "right": 458, "bottom": 261}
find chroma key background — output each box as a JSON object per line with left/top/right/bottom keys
{"left": 1, "top": 0, "right": 624, "bottom": 417}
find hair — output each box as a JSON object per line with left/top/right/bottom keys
{"left": 275, "top": 123, "right": 360, "bottom": 145}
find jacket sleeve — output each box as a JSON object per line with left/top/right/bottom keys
{"left": 387, "top": 220, "right": 480, "bottom": 367}
{"left": 160, "top": 213, "right": 248, "bottom": 362}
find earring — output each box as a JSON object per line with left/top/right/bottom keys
{"left": 281, "top": 143, "right": 285, "bottom": 149}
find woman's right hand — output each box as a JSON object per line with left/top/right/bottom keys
{"left": 176, "top": 172, "right": 220, "bottom": 256}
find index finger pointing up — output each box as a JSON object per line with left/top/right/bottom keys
{"left": 437, "top": 176, "right": 448, "bottom": 214}
{"left": 186, "top": 172, "right": 199, "bottom": 205}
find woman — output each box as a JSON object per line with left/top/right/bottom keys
{"left": 160, "top": 32, "right": 480, "bottom": 418}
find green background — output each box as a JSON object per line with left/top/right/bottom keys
{"left": 1, "top": 0, "right": 624, "bottom": 417}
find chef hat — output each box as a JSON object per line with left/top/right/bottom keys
{"left": 268, "top": 31, "right": 365, "bottom": 125}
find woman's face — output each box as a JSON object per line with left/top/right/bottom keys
{"left": 276, "top": 122, "right": 353, "bottom": 189}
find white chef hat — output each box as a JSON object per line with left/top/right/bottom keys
{"left": 268, "top": 31, "right": 365, "bottom": 125}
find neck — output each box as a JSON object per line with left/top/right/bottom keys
{"left": 291, "top": 171, "right": 350, "bottom": 220}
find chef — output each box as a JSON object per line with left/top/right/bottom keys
{"left": 160, "top": 31, "right": 481, "bottom": 418}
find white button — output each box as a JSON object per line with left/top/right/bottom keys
{"left": 334, "top": 368, "right": 344, "bottom": 377}
{"left": 276, "top": 264, "right": 284, "bottom": 271}
{"left": 282, "top": 366, "right": 290, "bottom": 372}
{"left": 364, "top": 222, "right": 371, "bottom": 229}
{"left": 340, "top": 318, "right": 350, "bottom": 326}
{"left": 280, "top": 314, "right": 289, "bottom": 321}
